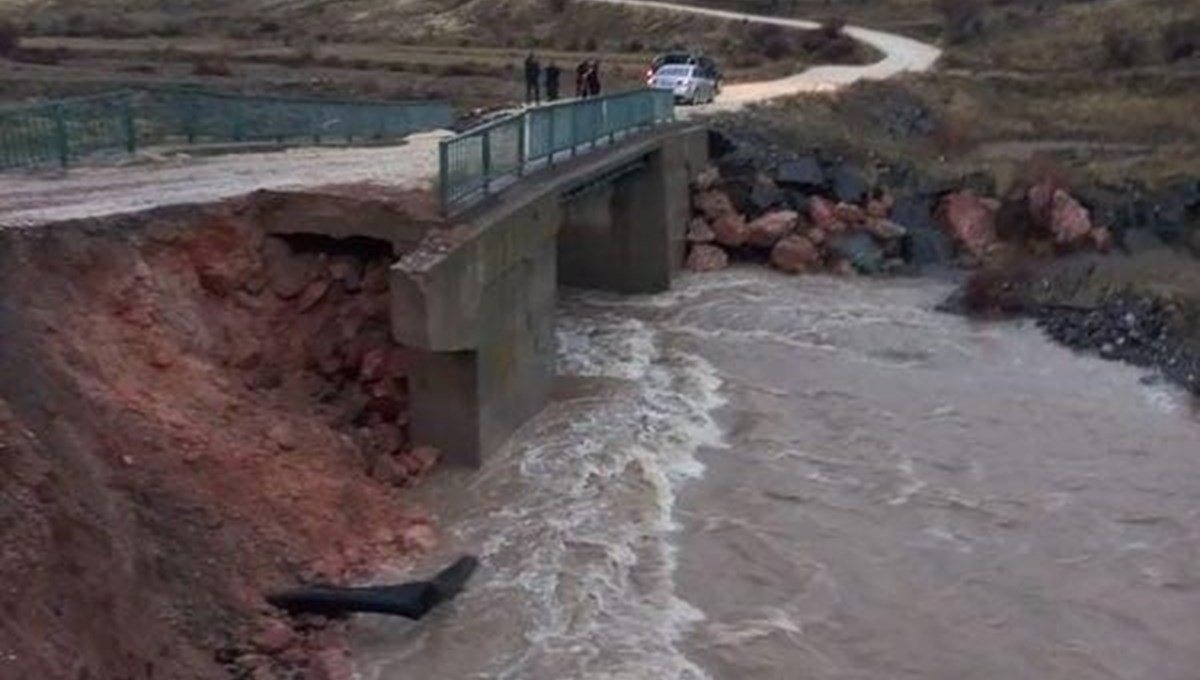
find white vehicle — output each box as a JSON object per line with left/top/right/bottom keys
{"left": 647, "top": 64, "right": 717, "bottom": 105}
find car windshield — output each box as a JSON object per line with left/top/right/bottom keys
{"left": 656, "top": 66, "right": 693, "bottom": 77}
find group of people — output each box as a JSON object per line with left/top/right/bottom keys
{"left": 523, "top": 53, "right": 603, "bottom": 105}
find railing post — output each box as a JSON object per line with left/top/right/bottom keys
{"left": 571, "top": 103, "right": 579, "bottom": 158}
{"left": 52, "top": 104, "right": 69, "bottom": 169}
{"left": 438, "top": 139, "right": 450, "bottom": 209}
{"left": 122, "top": 93, "right": 137, "bottom": 154}
{"left": 547, "top": 107, "right": 556, "bottom": 166}
{"left": 517, "top": 111, "right": 527, "bottom": 176}
{"left": 183, "top": 94, "right": 197, "bottom": 145}
{"left": 481, "top": 128, "right": 492, "bottom": 193}
{"left": 233, "top": 100, "right": 246, "bottom": 142}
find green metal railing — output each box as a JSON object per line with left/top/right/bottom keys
{"left": 0, "top": 91, "right": 137, "bottom": 170}
{"left": 439, "top": 89, "right": 675, "bottom": 211}
{"left": 0, "top": 89, "right": 454, "bottom": 172}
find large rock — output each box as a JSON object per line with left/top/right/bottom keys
{"left": 686, "top": 217, "right": 716, "bottom": 243}
{"left": 695, "top": 190, "right": 736, "bottom": 221}
{"left": 746, "top": 210, "right": 799, "bottom": 248}
{"left": 831, "top": 166, "right": 869, "bottom": 204}
{"left": 833, "top": 202, "right": 868, "bottom": 225}
{"left": 1120, "top": 228, "right": 1167, "bottom": 253}
{"left": 694, "top": 166, "right": 720, "bottom": 191}
{"left": 686, "top": 244, "right": 730, "bottom": 272}
{"left": 808, "top": 196, "right": 842, "bottom": 232}
{"left": 936, "top": 191, "right": 997, "bottom": 257}
{"left": 711, "top": 213, "right": 749, "bottom": 248}
{"left": 890, "top": 195, "right": 937, "bottom": 232}
{"left": 903, "top": 227, "right": 954, "bottom": 266}
{"left": 749, "top": 176, "right": 785, "bottom": 213}
{"left": 774, "top": 156, "right": 824, "bottom": 190}
{"left": 863, "top": 218, "right": 906, "bottom": 240}
{"left": 1050, "top": 189, "right": 1093, "bottom": 246}
{"left": 770, "top": 235, "right": 820, "bottom": 274}
{"left": 828, "top": 233, "right": 884, "bottom": 274}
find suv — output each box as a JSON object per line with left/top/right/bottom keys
{"left": 648, "top": 52, "right": 721, "bottom": 94}
{"left": 647, "top": 63, "right": 717, "bottom": 104}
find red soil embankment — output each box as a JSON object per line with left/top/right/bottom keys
{"left": 0, "top": 193, "right": 441, "bottom": 679}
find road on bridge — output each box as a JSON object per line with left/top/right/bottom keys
{"left": 0, "top": 4, "right": 940, "bottom": 226}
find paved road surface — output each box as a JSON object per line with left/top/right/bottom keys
{"left": 0, "top": 6, "right": 940, "bottom": 226}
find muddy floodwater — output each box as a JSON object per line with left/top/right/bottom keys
{"left": 352, "top": 268, "right": 1200, "bottom": 680}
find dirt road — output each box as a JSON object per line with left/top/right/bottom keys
{"left": 0, "top": 6, "right": 939, "bottom": 224}
{"left": 581, "top": 0, "right": 942, "bottom": 111}
{"left": 0, "top": 132, "right": 445, "bottom": 228}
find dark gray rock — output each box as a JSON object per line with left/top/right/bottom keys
{"left": 831, "top": 166, "right": 869, "bottom": 204}
{"left": 749, "top": 178, "right": 784, "bottom": 213}
{"left": 903, "top": 226, "right": 955, "bottom": 266}
{"left": 890, "top": 195, "right": 937, "bottom": 231}
{"left": 1120, "top": 228, "right": 1167, "bottom": 253}
{"left": 783, "top": 190, "right": 810, "bottom": 214}
{"left": 828, "top": 232, "right": 884, "bottom": 274}
{"left": 774, "top": 157, "right": 825, "bottom": 190}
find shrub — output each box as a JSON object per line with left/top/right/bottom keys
{"left": 819, "top": 17, "right": 846, "bottom": 40}
{"left": 751, "top": 23, "right": 794, "bottom": 60}
{"left": 626, "top": 38, "right": 644, "bottom": 53}
{"left": 1101, "top": 29, "right": 1142, "bottom": 69}
{"left": 192, "top": 57, "right": 233, "bottom": 77}
{"left": 0, "top": 21, "right": 19, "bottom": 56}
{"left": 547, "top": 0, "right": 569, "bottom": 13}
{"left": 933, "top": 0, "right": 985, "bottom": 44}
{"left": 584, "top": 37, "right": 598, "bottom": 52}
{"left": 1160, "top": 18, "right": 1199, "bottom": 63}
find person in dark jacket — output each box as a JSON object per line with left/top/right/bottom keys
{"left": 545, "top": 62, "right": 561, "bottom": 101}
{"left": 586, "top": 59, "right": 601, "bottom": 97}
{"left": 524, "top": 53, "right": 541, "bottom": 104}
{"left": 575, "top": 60, "right": 589, "bottom": 98}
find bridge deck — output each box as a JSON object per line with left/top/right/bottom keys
{"left": 0, "top": 132, "right": 445, "bottom": 229}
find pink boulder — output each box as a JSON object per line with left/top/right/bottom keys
{"left": 686, "top": 244, "right": 730, "bottom": 272}
{"left": 695, "top": 190, "right": 736, "bottom": 221}
{"left": 711, "top": 213, "right": 749, "bottom": 248}
{"left": 770, "top": 235, "right": 821, "bottom": 274}
{"left": 746, "top": 210, "right": 800, "bottom": 248}
{"left": 936, "top": 191, "right": 997, "bottom": 257}
{"left": 686, "top": 217, "right": 716, "bottom": 243}
{"left": 1050, "top": 189, "right": 1093, "bottom": 246}
{"left": 808, "top": 196, "right": 841, "bottom": 231}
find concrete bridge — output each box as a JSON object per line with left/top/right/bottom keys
{"left": 393, "top": 122, "right": 709, "bottom": 465}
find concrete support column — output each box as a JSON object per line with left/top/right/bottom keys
{"left": 392, "top": 204, "right": 559, "bottom": 467}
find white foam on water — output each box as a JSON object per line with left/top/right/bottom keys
{"left": 355, "top": 295, "right": 727, "bottom": 680}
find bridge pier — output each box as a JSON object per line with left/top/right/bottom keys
{"left": 393, "top": 126, "right": 708, "bottom": 466}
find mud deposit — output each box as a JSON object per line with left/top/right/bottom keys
{"left": 0, "top": 197, "right": 437, "bottom": 679}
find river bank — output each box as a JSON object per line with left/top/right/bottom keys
{"left": 686, "top": 128, "right": 1200, "bottom": 398}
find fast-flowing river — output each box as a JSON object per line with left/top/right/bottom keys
{"left": 352, "top": 268, "right": 1200, "bottom": 680}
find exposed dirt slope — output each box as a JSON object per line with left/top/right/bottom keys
{"left": 0, "top": 195, "right": 441, "bottom": 679}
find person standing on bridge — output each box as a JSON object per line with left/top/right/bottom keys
{"left": 575, "top": 60, "right": 588, "bottom": 98}
{"left": 586, "top": 59, "right": 602, "bottom": 97}
{"left": 524, "top": 52, "right": 542, "bottom": 105}
{"left": 545, "top": 62, "right": 562, "bottom": 102}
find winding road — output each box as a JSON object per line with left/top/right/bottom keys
{"left": 583, "top": 0, "right": 941, "bottom": 110}
{"left": 0, "top": 3, "right": 940, "bottom": 226}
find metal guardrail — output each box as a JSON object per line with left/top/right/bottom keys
{"left": 0, "top": 89, "right": 454, "bottom": 171}
{"left": 439, "top": 89, "right": 675, "bottom": 211}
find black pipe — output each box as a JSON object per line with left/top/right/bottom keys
{"left": 266, "top": 555, "right": 479, "bottom": 620}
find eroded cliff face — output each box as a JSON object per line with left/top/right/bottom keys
{"left": 0, "top": 193, "right": 441, "bottom": 679}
